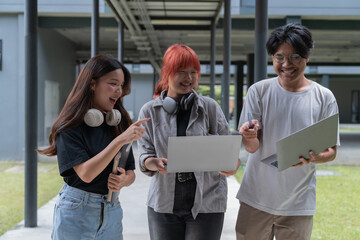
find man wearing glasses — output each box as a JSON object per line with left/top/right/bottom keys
{"left": 236, "top": 23, "right": 339, "bottom": 240}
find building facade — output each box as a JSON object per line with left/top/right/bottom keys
{"left": 0, "top": 0, "right": 359, "bottom": 161}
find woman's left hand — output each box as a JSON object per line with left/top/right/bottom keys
{"left": 107, "top": 168, "right": 130, "bottom": 192}
{"left": 220, "top": 158, "right": 241, "bottom": 176}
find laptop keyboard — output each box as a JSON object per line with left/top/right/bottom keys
{"left": 271, "top": 161, "right": 278, "bottom": 168}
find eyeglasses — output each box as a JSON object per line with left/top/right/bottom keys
{"left": 273, "top": 53, "right": 303, "bottom": 64}
{"left": 176, "top": 70, "right": 198, "bottom": 79}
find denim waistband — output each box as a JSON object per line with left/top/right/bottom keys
{"left": 60, "top": 184, "right": 108, "bottom": 203}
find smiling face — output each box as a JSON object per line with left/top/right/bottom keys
{"left": 273, "top": 42, "right": 310, "bottom": 91}
{"left": 91, "top": 68, "right": 124, "bottom": 112}
{"left": 167, "top": 66, "right": 198, "bottom": 100}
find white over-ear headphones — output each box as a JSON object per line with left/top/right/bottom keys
{"left": 161, "top": 90, "right": 195, "bottom": 114}
{"left": 84, "top": 109, "right": 122, "bottom": 127}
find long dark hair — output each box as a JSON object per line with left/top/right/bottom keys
{"left": 38, "top": 55, "right": 132, "bottom": 156}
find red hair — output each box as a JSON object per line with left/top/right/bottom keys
{"left": 154, "top": 44, "right": 201, "bottom": 97}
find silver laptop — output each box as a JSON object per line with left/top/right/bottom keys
{"left": 262, "top": 113, "right": 339, "bottom": 171}
{"left": 166, "top": 135, "right": 242, "bottom": 172}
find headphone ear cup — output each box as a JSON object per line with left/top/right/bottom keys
{"left": 180, "top": 92, "right": 194, "bottom": 111}
{"left": 105, "top": 109, "right": 122, "bottom": 126}
{"left": 163, "top": 97, "right": 178, "bottom": 114}
{"left": 84, "top": 109, "right": 104, "bottom": 127}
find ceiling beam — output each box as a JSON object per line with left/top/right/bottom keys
{"left": 108, "top": 0, "right": 162, "bottom": 73}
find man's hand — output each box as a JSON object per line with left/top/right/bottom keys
{"left": 293, "top": 146, "right": 337, "bottom": 167}
{"left": 239, "top": 119, "right": 260, "bottom": 153}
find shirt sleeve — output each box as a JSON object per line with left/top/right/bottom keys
{"left": 238, "top": 84, "right": 263, "bottom": 130}
{"left": 322, "top": 90, "right": 340, "bottom": 146}
{"left": 137, "top": 103, "right": 157, "bottom": 176}
{"left": 56, "top": 128, "right": 90, "bottom": 177}
{"left": 323, "top": 92, "right": 339, "bottom": 118}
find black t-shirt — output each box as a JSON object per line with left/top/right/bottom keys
{"left": 56, "top": 122, "right": 135, "bottom": 194}
{"left": 173, "top": 106, "right": 197, "bottom": 214}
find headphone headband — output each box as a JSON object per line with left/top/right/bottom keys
{"left": 161, "top": 90, "right": 195, "bottom": 114}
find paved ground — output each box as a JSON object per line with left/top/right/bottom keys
{"left": 1, "top": 131, "right": 359, "bottom": 240}
{"left": 329, "top": 132, "right": 360, "bottom": 165}
{"left": 0, "top": 170, "right": 241, "bottom": 240}
{"left": 0, "top": 146, "right": 241, "bottom": 240}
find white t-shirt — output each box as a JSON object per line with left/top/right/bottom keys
{"left": 237, "top": 77, "right": 339, "bottom": 216}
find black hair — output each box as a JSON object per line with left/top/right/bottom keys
{"left": 266, "top": 23, "right": 313, "bottom": 59}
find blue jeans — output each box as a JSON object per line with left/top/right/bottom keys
{"left": 52, "top": 184, "right": 123, "bottom": 240}
{"left": 148, "top": 207, "right": 224, "bottom": 240}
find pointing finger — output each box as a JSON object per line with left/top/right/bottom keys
{"left": 133, "top": 118, "right": 150, "bottom": 126}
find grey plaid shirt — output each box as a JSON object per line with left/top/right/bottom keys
{"left": 137, "top": 92, "right": 230, "bottom": 218}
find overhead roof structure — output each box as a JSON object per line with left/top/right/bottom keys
{"left": 39, "top": 1, "right": 360, "bottom": 69}
{"left": 105, "top": 0, "right": 224, "bottom": 71}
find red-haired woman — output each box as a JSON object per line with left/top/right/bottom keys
{"left": 138, "top": 44, "right": 240, "bottom": 240}
{"left": 38, "top": 55, "right": 148, "bottom": 240}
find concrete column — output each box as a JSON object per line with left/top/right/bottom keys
{"left": 247, "top": 53, "right": 254, "bottom": 87}
{"left": 235, "top": 62, "right": 245, "bottom": 129}
{"left": 322, "top": 74, "right": 330, "bottom": 88}
{"left": 210, "top": 19, "right": 216, "bottom": 99}
{"left": 153, "top": 68, "right": 158, "bottom": 96}
{"left": 222, "top": 0, "right": 231, "bottom": 121}
{"left": 254, "top": 0, "right": 268, "bottom": 82}
{"left": 118, "top": 20, "right": 124, "bottom": 62}
{"left": 24, "top": 0, "right": 38, "bottom": 227}
{"left": 91, "top": 0, "right": 99, "bottom": 57}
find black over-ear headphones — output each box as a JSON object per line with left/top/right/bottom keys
{"left": 161, "top": 90, "right": 195, "bottom": 114}
{"left": 84, "top": 109, "right": 122, "bottom": 127}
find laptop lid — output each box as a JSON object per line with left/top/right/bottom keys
{"left": 262, "top": 113, "right": 339, "bottom": 171}
{"left": 166, "top": 135, "right": 242, "bottom": 173}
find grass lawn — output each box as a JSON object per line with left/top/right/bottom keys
{"left": 234, "top": 165, "right": 360, "bottom": 240}
{"left": 339, "top": 128, "right": 360, "bottom": 132}
{"left": 0, "top": 161, "right": 63, "bottom": 236}
{"left": 1, "top": 161, "right": 359, "bottom": 239}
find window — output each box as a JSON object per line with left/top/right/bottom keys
{"left": 351, "top": 90, "right": 360, "bottom": 123}
{"left": 132, "top": 64, "right": 140, "bottom": 73}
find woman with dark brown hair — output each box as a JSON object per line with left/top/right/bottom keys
{"left": 38, "top": 55, "right": 148, "bottom": 240}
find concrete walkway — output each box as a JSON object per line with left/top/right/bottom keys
{"left": 1, "top": 131, "right": 359, "bottom": 240}
{"left": 0, "top": 146, "right": 241, "bottom": 240}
